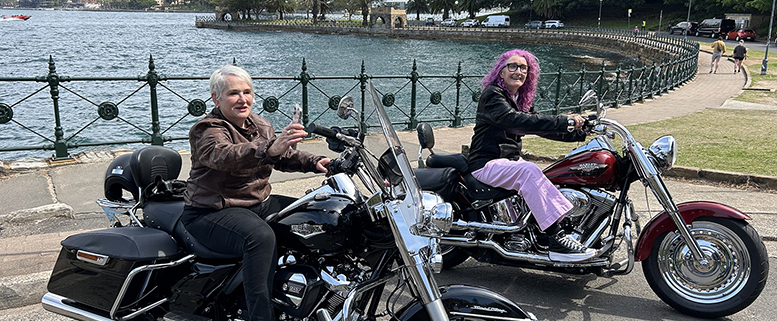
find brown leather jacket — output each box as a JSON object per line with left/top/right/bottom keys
{"left": 184, "top": 108, "right": 324, "bottom": 210}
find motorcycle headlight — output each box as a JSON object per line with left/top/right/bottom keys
{"left": 648, "top": 135, "right": 677, "bottom": 171}
{"left": 430, "top": 203, "right": 453, "bottom": 233}
{"left": 421, "top": 192, "right": 453, "bottom": 234}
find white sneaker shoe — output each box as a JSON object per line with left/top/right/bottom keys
{"left": 548, "top": 232, "right": 597, "bottom": 263}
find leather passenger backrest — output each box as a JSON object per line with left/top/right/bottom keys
{"left": 130, "top": 146, "right": 182, "bottom": 190}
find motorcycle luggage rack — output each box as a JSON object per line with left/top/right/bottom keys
{"left": 96, "top": 198, "right": 143, "bottom": 227}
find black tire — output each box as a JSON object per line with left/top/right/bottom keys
{"left": 642, "top": 217, "right": 768, "bottom": 318}
{"left": 725, "top": 34, "right": 730, "bottom": 40}
{"left": 736, "top": 36, "right": 741, "bottom": 41}
{"left": 669, "top": 29, "right": 674, "bottom": 35}
{"left": 695, "top": 31, "right": 700, "bottom": 37}
{"left": 440, "top": 245, "right": 470, "bottom": 269}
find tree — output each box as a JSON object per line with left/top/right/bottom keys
{"left": 430, "top": 0, "right": 456, "bottom": 20}
{"left": 268, "top": 0, "right": 295, "bottom": 19}
{"left": 457, "top": 0, "right": 482, "bottom": 19}
{"left": 406, "top": 0, "right": 430, "bottom": 20}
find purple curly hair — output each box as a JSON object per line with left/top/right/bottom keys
{"left": 481, "top": 49, "right": 540, "bottom": 112}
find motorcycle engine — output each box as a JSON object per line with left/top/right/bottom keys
{"left": 559, "top": 188, "right": 616, "bottom": 236}
{"left": 273, "top": 265, "right": 326, "bottom": 319}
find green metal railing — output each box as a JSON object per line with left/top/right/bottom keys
{"left": 0, "top": 31, "right": 698, "bottom": 160}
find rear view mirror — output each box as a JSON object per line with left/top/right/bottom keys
{"left": 337, "top": 96, "right": 356, "bottom": 120}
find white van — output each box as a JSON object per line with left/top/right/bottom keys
{"left": 482, "top": 15, "right": 510, "bottom": 28}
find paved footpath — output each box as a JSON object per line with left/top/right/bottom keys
{"left": 1, "top": 52, "right": 776, "bottom": 316}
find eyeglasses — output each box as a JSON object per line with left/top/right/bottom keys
{"left": 505, "top": 63, "right": 529, "bottom": 73}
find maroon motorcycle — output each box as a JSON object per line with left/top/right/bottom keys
{"left": 414, "top": 90, "right": 768, "bottom": 318}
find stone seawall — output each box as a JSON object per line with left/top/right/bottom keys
{"left": 195, "top": 21, "right": 678, "bottom": 63}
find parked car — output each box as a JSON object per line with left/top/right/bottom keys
{"left": 543, "top": 20, "right": 564, "bottom": 28}
{"left": 667, "top": 21, "right": 698, "bottom": 35}
{"left": 440, "top": 18, "right": 458, "bottom": 27}
{"left": 425, "top": 17, "right": 435, "bottom": 26}
{"left": 726, "top": 28, "right": 756, "bottom": 41}
{"left": 524, "top": 20, "right": 543, "bottom": 29}
{"left": 461, "top": 19, "right": 479, "bottom": 27}
{"left": 695, "top": 18, "right": 736, "bottom": 38}
{"left": 482, "top": 15, "right": 510, "bottom": 28}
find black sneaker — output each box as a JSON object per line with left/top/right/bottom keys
{"left": 548, "top": 231, "right": 597, "bottom": 263}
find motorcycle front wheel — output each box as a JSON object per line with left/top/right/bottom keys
{"left": 642, "top": 217, "right": 768, "bottom": 318}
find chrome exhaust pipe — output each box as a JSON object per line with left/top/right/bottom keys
{"left": 42, "top": 292, "right": 113, "bottom": 321}
{"left": 440, "top": 237, "right": 609, "bottom": 267}
{"left": 450, "top": 220, "right": 526, "bottom": 234}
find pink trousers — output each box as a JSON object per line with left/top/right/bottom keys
{"left": 471, "top": 158, "right": 571, "bottom": 231}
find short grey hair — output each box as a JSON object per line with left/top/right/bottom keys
{"left": 209, "top": 65, "right": 254, "bottom": 101}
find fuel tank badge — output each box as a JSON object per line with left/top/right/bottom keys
{"left": 291, "top": 223, "right": 326, "bottom": 239}
{"left": 570, "top": 163, "right": 608, "bottom": 172}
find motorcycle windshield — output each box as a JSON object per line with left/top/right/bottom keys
{"left": 366, "top": 81, "right": 424, "bottom": 211}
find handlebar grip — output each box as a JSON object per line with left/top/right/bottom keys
{"left": 307, "top": 122, "right": 338, "bottom": 139}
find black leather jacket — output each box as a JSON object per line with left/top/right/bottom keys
{"left": 468, "top": 84, "right": 586, "bottom": 172}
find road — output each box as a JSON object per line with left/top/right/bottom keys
{"left": 3, "top": 248, "right": 775, "bottom": 321}
{"left": 662, "top": 31, "right": 774, "bottom": 53}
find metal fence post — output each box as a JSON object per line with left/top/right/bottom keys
{"left": 300, "top": 58, "right": 310, "bottom": 129}
{"left": 613, "top": 64, "right": 621, "bottom": 108}
{"left": 47, "top": 56, "right": 71, "bottom": 160}
{"left": 453, "top": 61, "right": 462, "bottom": 127}
{"left": 579, "top": 63, "right": 586, "bottom": 99}
{"left": 359, "top": 61, "right": 368, "bottom": 132}
{"left": 146, "top": 55, "right": 164, "bottom": 146}
{"left": 555, "top": 66, "right": 562, "bottom": 114}
{"left": 628, "top": 64, "right": 635, "bottom": 105}
{"left": 410, "top": 60, "right": 418, "bottom": 130}
{"left": 597, "top": 62, "right": 605, "bottom": 104}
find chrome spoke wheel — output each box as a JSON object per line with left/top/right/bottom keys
{"left": 656, "top": 221, "right": 750, "bottom": 304}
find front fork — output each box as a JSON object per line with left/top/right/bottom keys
{"left": 642, "top": 173, "right": 709, "bottom": 263}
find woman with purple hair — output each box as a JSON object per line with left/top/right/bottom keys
{"left": 468, "top": 49, "right": 595, "bottom": 263}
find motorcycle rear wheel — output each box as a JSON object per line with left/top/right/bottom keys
{"left": 642, "top": 217, "right": 768, "bottom": 318}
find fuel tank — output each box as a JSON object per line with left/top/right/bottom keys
{"left": 544, "top": 149, "right": 618, "bottom": 189}
{"left": 269, "top": 195, "right": 360, "bottom": 255}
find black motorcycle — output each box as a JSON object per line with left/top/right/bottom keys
{"left": 41, "top": 80, "right": 536, "bottom": 321}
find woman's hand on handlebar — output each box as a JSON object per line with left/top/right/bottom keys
{"left": 317, "top": 158, "right": 331, "bottom": 175}
{"left": 569, "top": 114, "right": 586, "bottom": 129}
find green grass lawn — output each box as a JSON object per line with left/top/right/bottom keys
{"left": 522, "top": 109, "right": 777, "bottom": 177}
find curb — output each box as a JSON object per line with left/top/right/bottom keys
{"left": 0, "top": 271, "right": 50, "bottom": 311}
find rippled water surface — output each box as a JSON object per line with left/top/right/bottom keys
{"left": 0, "top": 10, "right": 635, "bottom": 159}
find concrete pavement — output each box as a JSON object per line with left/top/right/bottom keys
{"left": 1, "top": 51, "right": 776, "bottom": 313}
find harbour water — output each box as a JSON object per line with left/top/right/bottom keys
{"left": 0, "top": 10, "right": 636, "bottom": 159}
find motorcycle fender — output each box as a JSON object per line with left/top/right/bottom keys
{"left": 396, "top": 284, "right": 535, "bottom": 321}
{"left": 634, "top": 201, "right": 750, "bottom": 261}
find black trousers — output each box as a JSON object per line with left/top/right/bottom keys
{"left": 182, "top": 195, "right": 296, "bottom": 321}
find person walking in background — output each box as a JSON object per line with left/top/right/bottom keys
{"left": 710, "top": 36, "right": 726, "bottom": 73}
{"left": 633, "top": 26, "right": 639, "bottom": 36}
{"left": 468, "top": 49, "right": 596, "bottom": 263}
{"left": 733, "top": 40, "right": 747, "bottom": 73}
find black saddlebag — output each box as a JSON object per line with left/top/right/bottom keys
{"left": 414, "top": 167, "right": 460, "bottom": 201}
{"left": 47, "top": 227, "right": 181, "bottom": 312}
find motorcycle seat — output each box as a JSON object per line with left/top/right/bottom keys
{"left": 462, "top": 174, "right": 514, "bottom": 200}
{"left": 144, "top": 201, "right": 240, "bottom": 260}
{"left": 426, "top": 153, "right": 469, "bottom": 174}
